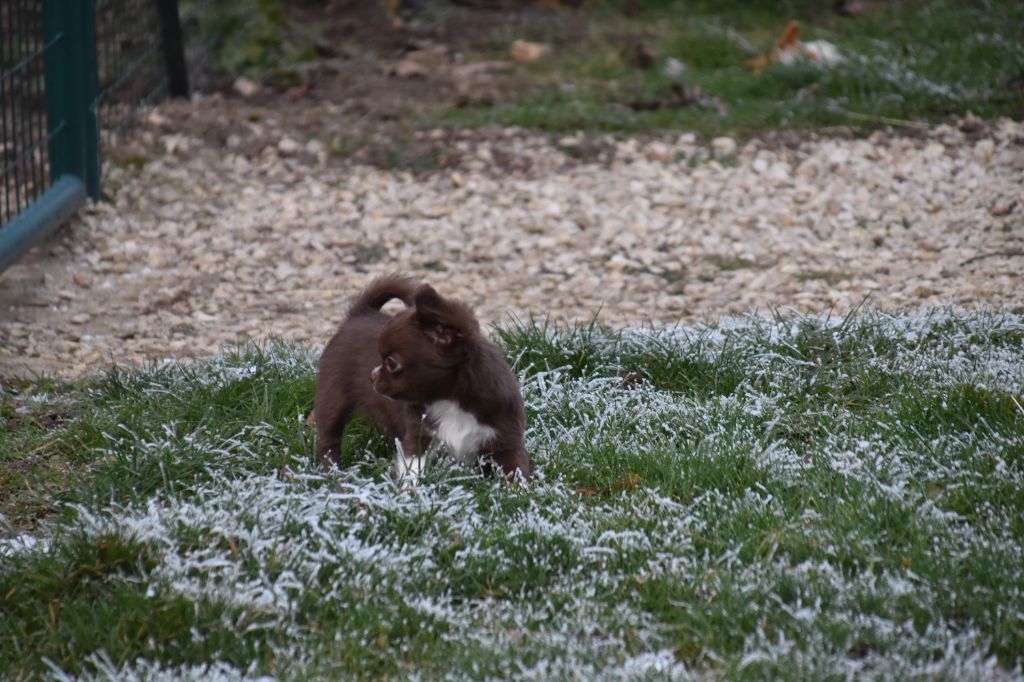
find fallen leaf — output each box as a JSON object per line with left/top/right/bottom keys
{"left": 510, "top": 40, "right": 550, "bottom": 63}
{"left": 747, "top": 21, "right": 843, "bottom": 71}
{"left": 991, "top": 200, "right": 1017, "bottom": 216}
{"left": 573, "top": 486, "right": 602, "bottom": 497}
{"left": 389, "top": 59, "right": 429, "bottom": 79}
{"left": 614, "top": 472, "right": 641, "bottom": 492}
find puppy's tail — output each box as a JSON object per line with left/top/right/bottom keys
{"left": 347, "top": 273, "right": 420, "bottom": 317}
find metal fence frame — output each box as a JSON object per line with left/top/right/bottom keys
{"left": 0, "top": 0, "right": 188, "bottom": 272}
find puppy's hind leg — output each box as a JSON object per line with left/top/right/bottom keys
{"left": 315, "top": 403, "right": 354, "bottom": 470}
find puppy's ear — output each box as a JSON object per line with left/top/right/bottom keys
{"left": 414, "top": 284, "right": 476, "bottom": 348}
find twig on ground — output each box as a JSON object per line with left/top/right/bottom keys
{"left": 961, "top": 250, "right": 1024, "bottom": 266}
{"left": 832, "top": 107, "right": 932, "bottom": 130}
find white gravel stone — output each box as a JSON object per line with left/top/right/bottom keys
{"left": 711, "top": 136, "right": 737, "bottom": 156}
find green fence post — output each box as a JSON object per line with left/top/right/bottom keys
{"left": 43, "top": 0, "right": 101, "bottom": 200}
{"left": 79, "top": 0, "right": 100, "bottom": 199}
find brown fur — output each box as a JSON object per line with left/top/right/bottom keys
{"left": 314, "top": 274, "right": 532, "bottom": 480}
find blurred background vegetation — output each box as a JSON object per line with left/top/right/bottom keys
{"left": 191, "top": 0, "right": 1023, "bottom": 135}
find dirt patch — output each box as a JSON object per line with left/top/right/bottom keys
{"left": 3, "top": 410, "right": 67, "bottom": 433}
{"left": 204, "top": 1, "right": 580, "bottom": 126}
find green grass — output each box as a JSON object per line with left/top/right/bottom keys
{"left": 2, "top": 309, "right": 1023, "bottom": 679}
{"left": 0, "top": 377, "right": 87, "bottom": 536}
{"left": 439, "top": 0, "right": 1024, "bottom": 134}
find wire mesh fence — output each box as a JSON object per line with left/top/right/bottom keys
{"left": 0, "top": 0, "right": 203, "bottom": 270}
{"left": 94, "top": 0, "right": 169, "bottom": 142}
{"left": 0, "top": 0, "right": 50, "bottom": 227}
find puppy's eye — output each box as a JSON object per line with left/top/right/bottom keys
{"left": 384, "top": 356, "right": 400, "bottom": 373}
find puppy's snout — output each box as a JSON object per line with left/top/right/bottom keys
{"left": 370, "top": 366, "right": 381, "bottom": 384}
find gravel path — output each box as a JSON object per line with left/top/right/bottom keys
{"left": 1, "top": 99, "right": 1022, "bottom": 378}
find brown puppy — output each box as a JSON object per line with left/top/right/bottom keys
{"left": 314, "top": 274, "right": 532, "bottom": 481}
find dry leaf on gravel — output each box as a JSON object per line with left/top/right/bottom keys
{"left": 510, "top": 40, "right": 550, "bottom": 63}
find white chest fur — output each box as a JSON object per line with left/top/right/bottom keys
{"left": 426, "top": 400, "right": 497, "bottom": 465}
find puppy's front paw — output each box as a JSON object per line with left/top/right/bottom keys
{"left": 393, "top": 439, "right": 425, "bottom": 484}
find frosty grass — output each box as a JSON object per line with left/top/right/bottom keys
{"left": 2, "top": 308, "right": 1022, "bottom": 680}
